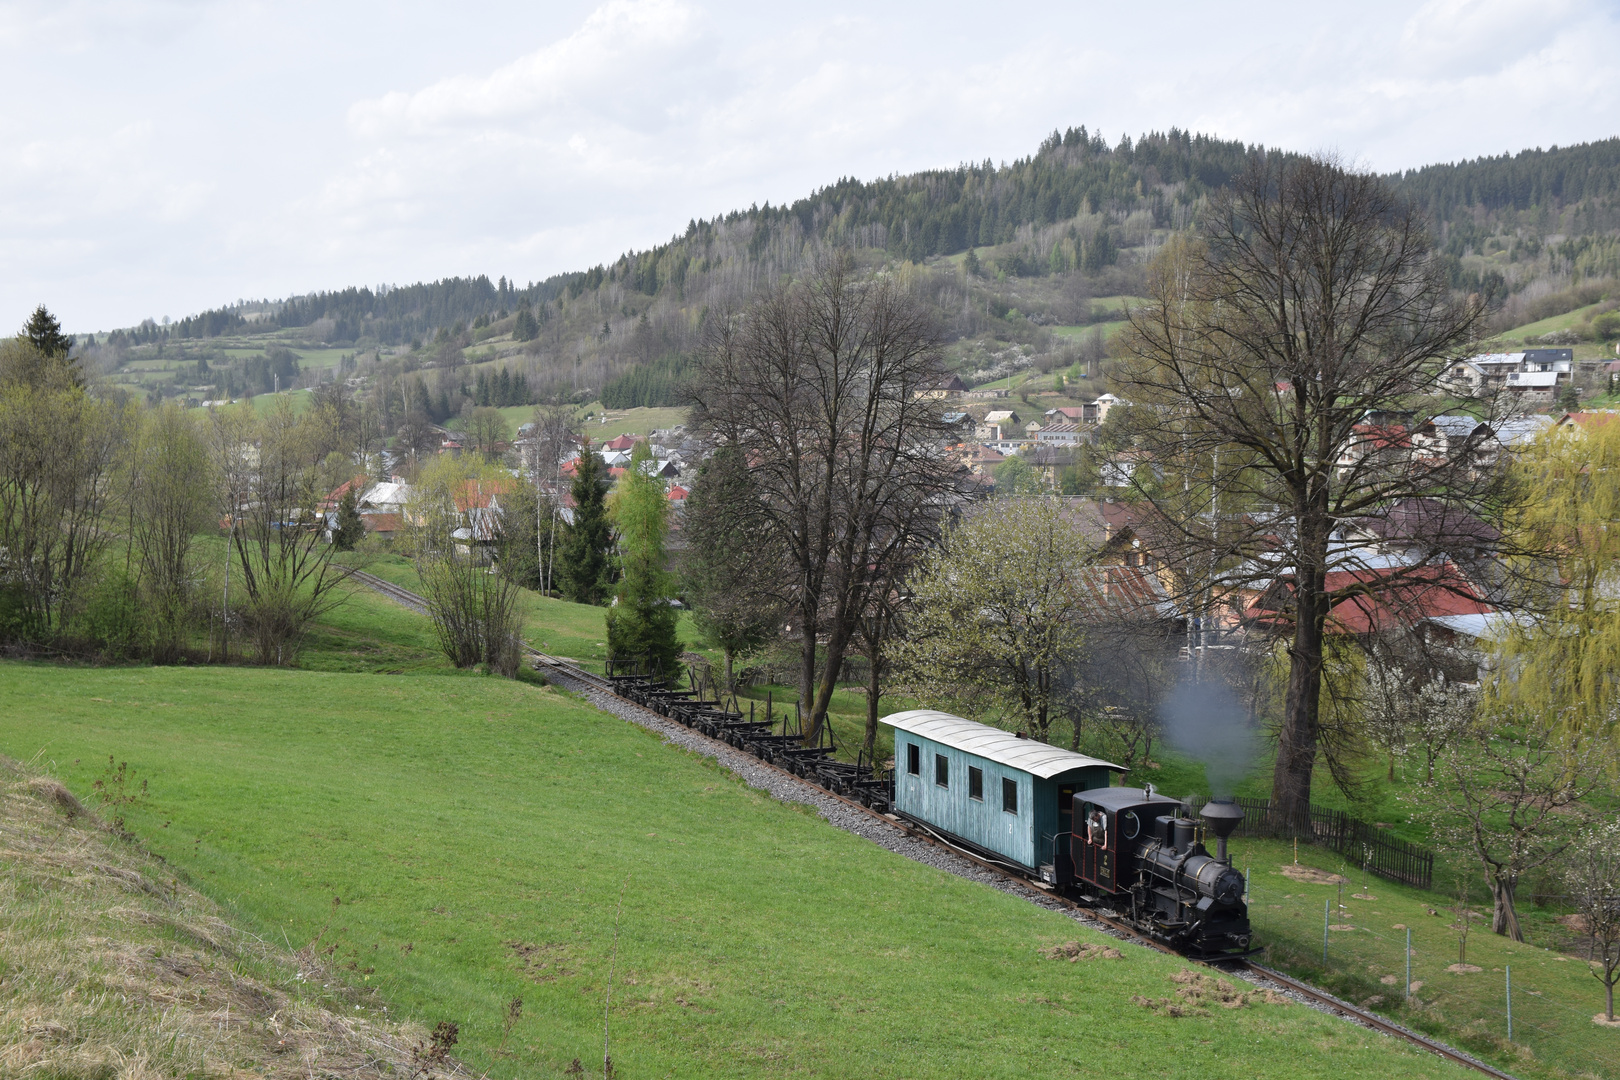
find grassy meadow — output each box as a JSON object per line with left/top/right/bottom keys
{"left": 0, "top": 663, "right": 1473, "bottom": 1080}
{"left": 1229, "top": 836, "right": 1620, "bottom": 1079}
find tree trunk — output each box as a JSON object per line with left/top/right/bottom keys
{"left": 863, "top": 645, "right": 881, "bottom": 761}
{"left": 1273, "top": 589, "right": 1326, "bottom": 834}
{"left": 796, "top": 592, "right": 818, "bottom": 732}
{"left": 1607, "top": 976, "right": 1615, "bottom": 1022}
{"left": 1489, "top": 874, "right": 1523, "bottom": 941}
{"left": 723, "top": 647, "right": 734, "bottom": 696}
{"left": 806, "top": 618, "right": 855, "bottom": 747}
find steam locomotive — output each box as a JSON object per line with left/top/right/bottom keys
{"left": 884, "top": 710, "right": 1255, "bottom": 959}
{"left": 1068, "top": 786, "right": 1254, "bottom": 957}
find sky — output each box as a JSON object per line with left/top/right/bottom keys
{"left": 2, "top": 0, "right": 1617, "bottom": 332}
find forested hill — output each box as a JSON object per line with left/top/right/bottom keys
{"left": 88, "top": 129, "right": 1620, "bottom": 414}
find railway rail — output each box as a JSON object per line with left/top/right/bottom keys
{"left": 353, "top": 569, "right": 1518, "bottom": 1080}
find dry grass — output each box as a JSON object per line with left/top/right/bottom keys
{"left": 0, "top": 756, "right": 461, "bottom": 1080}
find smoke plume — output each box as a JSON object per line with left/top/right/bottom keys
{"left": 1157, "top": 675, "right": 1258, "bottom": 798}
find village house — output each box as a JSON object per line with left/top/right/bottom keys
{"left": 976, "top": 409, "right": 1022, "bottom": 442}
{"left": 913, "top": 374, "right": 968, "bottom": 400}
{"left": 1036, "top": 423, "right": 1086, "bottom": 446}
{"left": 962, "top": 444, "right": 1005, "bottom": 477}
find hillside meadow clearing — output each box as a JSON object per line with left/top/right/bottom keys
{"left": 0, "top": 662, "right": 1471, "bottom": 1080}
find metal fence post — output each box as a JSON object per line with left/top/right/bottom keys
{"left": 1323, "top": 898, "right": 1330, "bottom": 965}
{"left": 1506, "top": 965, "right": 1512, "bottom": 1042}
{"left": 1405, "top": 928, "right": 1412, "bottom": 1001}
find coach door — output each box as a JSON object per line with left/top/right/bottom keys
{"left": 1056, "top": 784, "right": 1075, "bottom": 882}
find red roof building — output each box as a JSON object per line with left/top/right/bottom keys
{"left": 1244, "top": 562, "right": 1491, "bottom": 637}
{"left": 319, "top": 474, "right": 370, "bottom": 511}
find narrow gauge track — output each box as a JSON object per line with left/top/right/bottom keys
{"left": 353, "top": 570, "right": 1517, "bottom": 1080}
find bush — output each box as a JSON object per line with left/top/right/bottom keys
{"left": 63, "top": 567, "right": 143, "bottom": 658}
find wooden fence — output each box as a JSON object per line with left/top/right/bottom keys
{"left": 1227, "top": 796, "right": 1435, "bottom": 890}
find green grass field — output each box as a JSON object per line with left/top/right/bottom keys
{"left": 1051, "top": 319, "right": 1130, "bottom": 341}
{"left": 1230, "top": 836, "right": 1620, "bottom": 1079}
{"left": 1502, "top": 302, "right": 1608, "bottom": 341}
{"left": 0, "top": 662, "right": 1470, "bottom": 1080}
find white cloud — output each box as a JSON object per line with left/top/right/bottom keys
{"left": 0, "top": 0, "right": 1617, "bottom": 329}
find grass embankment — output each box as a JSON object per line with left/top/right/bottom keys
{"left": 0, "top": 756, "right": 446, "bottom": 1079}
{"left": 1230, "top": 836, "right": 1620, "bottom": 1080}
{"left": 0, "top": 663, "right": 1468, "bottom": 1080}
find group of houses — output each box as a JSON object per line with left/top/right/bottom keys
{"left": 317, "top": 424, "right": 702, "bottom": 551}
{"left": 1440, "top": 347, "right": 1619, "bottom": 398}
{"left": 1042, "top": 410, "right": 1620, "bottom": 686}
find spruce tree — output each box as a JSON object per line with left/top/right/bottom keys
{"left": 22, "top": 305, "right": 72, "bottom": 357}
{"left": 513, "top": 305, "right": 539, "bottom": 342}
{"left": 333, "top": 487, "right": 366, "bottom": 551}
{"left": 557, "top": 445, "right": 615, "bottom": 604}
{"left": 606, "top": 442, "right": 681, "bottom": 677}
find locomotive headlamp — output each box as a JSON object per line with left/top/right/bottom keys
{"left": 1199, "top": 799, "right": 1244, "bottom": 864}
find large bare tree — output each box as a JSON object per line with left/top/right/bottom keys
{"left": 1117, "top": 154, "right": 1494, "bottom": 824}
{"left": 690, "top": 252, "right": 959, "bottom": 745}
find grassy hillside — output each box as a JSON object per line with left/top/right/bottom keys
{"left": 1230, "top": 837, "right": 1620, "bottom": 1078}
{"left": 0, "top": 662, "right": 1469, "bottom": 1080}
{"left": 0, "top": 756, "right": 446, "bottom": 1079}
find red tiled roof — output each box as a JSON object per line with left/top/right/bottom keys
{"left": 362, "top": 513, "right": 402, "bottom": 534}
{"left": 1246, "top": 562, "right": 1491, "bottom": 636}
{"left": 604, "top": 434, "right": 639, "bottom": 451}
{"left": 667, "top": 485, "right": 689, "bottom": 501}
{"left": 1557, "top": 411, "right": 1620, "bottom": 430}
{"left": 320, "top": 474, "right": 370, "bottom": 510}
{"left": 1349, "top": 424, "right": 1412, "bottom": 451}
{"left": 453, "top": 476, "right": 515, "bottom": 512}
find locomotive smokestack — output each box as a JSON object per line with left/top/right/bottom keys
{"left": 1200, "top": 798, "right": 1244, "bottom": 864}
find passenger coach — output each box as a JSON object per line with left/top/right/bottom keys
{"left": 882, "top": 710, "right": 1124, "bottom": 882}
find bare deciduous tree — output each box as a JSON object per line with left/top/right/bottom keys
{"left": 229, "top": 399, "right": 353, "bottom": 665}
{"left": 127, "top": 403, "right": 212, "bottom": 662}
{"left": 1117, "top": 154, "right": 1495, "bottom": 825}
{"left": 405, "top": 454, "right": 522, "bottom": 675}
{"left": 690, "top": 252, "right": 959, "bottom": 745}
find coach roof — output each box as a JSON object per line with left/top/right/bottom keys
{"left": 882, "top": 710, "right": 1125, "bottom": 779}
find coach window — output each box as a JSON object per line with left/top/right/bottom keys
{"left": 934, "top": 754, "right": 949, "bottom": 788}
{"left": 906, "top": 744, "right": 920, "bottom": 776}
{"left": 1002, "top": 777, "right": 1018, "bottom": 814}
{"left": 968, "top": 766, "right": 984, "bottom": 801}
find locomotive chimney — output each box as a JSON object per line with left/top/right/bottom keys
{"left": 1200, "top": 798, "right": 1244, "bottom": 864}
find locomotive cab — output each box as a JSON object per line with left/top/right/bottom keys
{"left": 1069, "top": 788, "right": 1182, "bottom": 896}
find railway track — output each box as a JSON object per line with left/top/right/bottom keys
{"left": 354, "top": 570, "right": 1517, "bottom": 1080}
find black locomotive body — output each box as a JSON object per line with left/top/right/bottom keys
{"left": 1063, "top": 787, "right": 1254, "bottom": 958}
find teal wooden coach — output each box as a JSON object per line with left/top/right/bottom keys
{"left": 882, "top": 710, "right": 1123, "bottom": 882}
